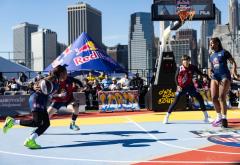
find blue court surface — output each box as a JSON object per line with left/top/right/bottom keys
{"left": 1, "top": 111, "right": 240, "bottom": 165}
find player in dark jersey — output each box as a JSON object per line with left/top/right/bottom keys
{"left": 47, "top": 76, "right": 83, "bottom": 131}
{"left": 163, "top": 55, "right": 210, "bottom": 124}
{"left": 209, "top": 37, "right": 238, "bottom": 128}
{"left": 3, "top": 65, "right": 67, "bottom": 149}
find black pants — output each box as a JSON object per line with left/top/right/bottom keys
{"left": 20, "top": 111, "right": 50, "bottom": 136}
{"left": 168, "top": 85, "right": 206, "bottom": 114}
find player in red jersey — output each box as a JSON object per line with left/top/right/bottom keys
{"left": 163, "top": 55, "right": 210, "bottom": 124}
{"left": 47, "top": 75, "right": 83, "bottom": 131}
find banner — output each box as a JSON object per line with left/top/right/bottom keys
{"left": 98, "top": 90, "right": 140, "bottom": 112}
{"left": 0, "top": 95, "right": 30, "bottom": 116}
{"left": 45, "top": 32, "right": 126, "bottom": 73}
{"left": 0, "top": 92, "right": 86, "bottom": 117}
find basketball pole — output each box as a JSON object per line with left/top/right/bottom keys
{"left": 154, "top": 20, "right": 184, "bottom": 85}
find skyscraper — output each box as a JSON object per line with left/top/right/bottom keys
{"left": 13, "top": 22, "right": 38, "bottom": 68}
{"left": 107, "top": 44, "right": 128, "bottom": 70}
{"left": 173, "top": 29, "right": 198, "bottom": 66}
{"left": 67, "top": 2, "right": 102, "bottom": 47}
{"left": 229, "top": 0, "right": 239, "bottom": 37}
{"left": 200, "top": 7, "right": 221, "bottom": 68}
{"left": 128, "top": 12, "right": 155, "bottom": 75}
{"left": 31, "top": 29, "right": 57, "bottom": 71}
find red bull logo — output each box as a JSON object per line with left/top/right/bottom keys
{"left": 73, "top": 51, "right": 100, "bottom": 66}
{"left": 75, "top": 41, "right": 97, "bottom": 55}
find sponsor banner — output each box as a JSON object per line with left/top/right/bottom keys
{"left": 0, "top": 93, "right": 86, "bottom": 117}
{"left": 0, "top": 95, "right": 30, "bottom": 116}
{"left": 98, "top": 90, "right": 140, "bottom": 112}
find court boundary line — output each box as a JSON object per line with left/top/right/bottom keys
{"left": 0, "top": 116, "right": 240, "bottom": 164}
{"left": 125, "top": 116, "right": 240, "bottom": 155}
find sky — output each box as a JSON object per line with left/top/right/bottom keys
{"left": 0, "top": 0, "right": 228, "bottom": 59}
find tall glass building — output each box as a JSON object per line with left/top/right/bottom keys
{"left": 13, "top": 22, "right": 38, "bottom": 68}
{"left": 67, "top": 2, "right": 102, "bottom": 47}
{"left": 31, "top": 29, "right": 57, "bottom": 71}
{"left": 128, "top": 12, "right": 155, "bottom": 75}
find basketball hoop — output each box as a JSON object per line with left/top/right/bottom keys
{"left": 177, "top": 8, "right": 195, "bottom": 23}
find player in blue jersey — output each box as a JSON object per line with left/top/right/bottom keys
{"left": 3, "top": 65, "right": 67, "bottom": 149}
{"left": 209, "top": 37, "right": 238, "bottom": 128}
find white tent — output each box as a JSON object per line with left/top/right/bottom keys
{"left": 0, "top": 57, "right": 37, "bottom": 79}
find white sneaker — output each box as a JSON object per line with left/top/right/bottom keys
{"left": 203, "top": 117, "right": 213, "bottom": 123}
{"left": 163, "top": 116, "right": 169, "bottom": 124}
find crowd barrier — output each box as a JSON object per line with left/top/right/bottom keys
{"left": 0, "top": 92, "right": 86, "bottom": 117}
{"left": 98, "top": 90, "right": 140, "bottom": 112}
{"left": 0, "top": 94, "right": 30, "bottom": 117}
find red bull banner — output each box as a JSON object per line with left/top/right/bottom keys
{"left": 98, "top": 90, "right": 140, "bottom": 112}
{"left": 45, "top": 32, "right": 126, "bottom": 73}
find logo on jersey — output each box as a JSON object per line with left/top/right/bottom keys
{"left": 212, "top": 57, "right": 219, "bottom": 69}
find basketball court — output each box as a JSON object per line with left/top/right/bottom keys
{"left": 1, "top": 109, "right": 240, "bottom": 165}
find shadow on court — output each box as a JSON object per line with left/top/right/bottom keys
{"left": 44, "top": 130, "right": 165, "bottom": 136}
{"left": 39, "top": 138, "right": 178, "bottom": 149}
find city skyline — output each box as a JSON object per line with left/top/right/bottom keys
{"left": 0, "top": 0, "right": 228, "bottom": 59}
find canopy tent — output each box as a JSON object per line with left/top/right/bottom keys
{"left": 45, "top": 32, "right": 126, "bottom": 74}
{"left": 0, "top": 57, "right": 36, "bottom": 79}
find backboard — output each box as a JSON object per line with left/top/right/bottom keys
{"left": 152, "top": 0, "right": 215, "bottom": 21}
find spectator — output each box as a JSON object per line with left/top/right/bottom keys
{"left": 0, "top": 72, "right": 6, "bottom": 94}
{"left": 101, "top": 74, "right": 112, "bottom": 91}
{"left": 130, "top": 73, "right": 144, "bottom": 90}
{"left": 0, "top": 72, "right": 6, "bottom": 87}
{"left": 82, "top": 78, "right": 94, "bottom": 109}
{"left": 9, "top": 78, "right": 20, "bottom": 91}
{"left": 98, "top": 72, "right": 105, "bottom": 82}
{"left": 18, "top": 72, "right": 28, "bottom": 84}
{"left": 130, "top": 73, "right": 145, "bottom": 108}
{"left": 86, "top": 71, "right": 96, "bottom": 84}
{"left": 92, "top": 79, "right": 102, "bottom": 109}
{"left": 109, "top": 77, "right": 120, "bottom": 91}
{"left": 119, "top": 73, "right": 130, "bottom": 90}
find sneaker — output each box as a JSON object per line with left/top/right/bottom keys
{"left": 212, "top": 118, "right": 222, "bottom": 127}
{"left": 24, "top": 138, "right": 41, "bottom": 149}
{"left": 203, "top": 117, "right": 213, "bottom": 123}
{"left": 163, "top": 116, "right": 169, "bottom": 124}
{"left": 221, "top": 119, "right": 228, "bottom": 128}
{"left": 3, "top": 116, "right": 14, "bottom": 134}
{"left": 70, "top": 123, "right": 80, "bottom": 131}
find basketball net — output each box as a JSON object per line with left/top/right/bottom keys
{"left": 177, "top": 8, "right": 195, "bottom": 29}
{"left": 177, "top": 9, "right": 195, "bottom": 24}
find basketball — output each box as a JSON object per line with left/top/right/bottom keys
{"left": 40, "top": 79, "right": 53, "bottom": 95}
